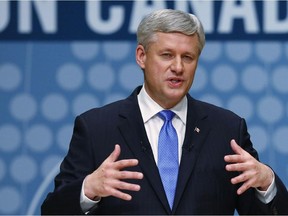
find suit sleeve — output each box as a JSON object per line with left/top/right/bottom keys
{"left": 41, "top": 115, "right": 96, "bottom": 215}
{"left": 236, "top": 118, "right": 288, "bottom": 215}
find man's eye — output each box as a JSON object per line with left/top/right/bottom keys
{"left": 183, "top": 56, "right": 193, "bottom": 62}
{"left": 162, "top": 53, "right": 172, "bottom": 58}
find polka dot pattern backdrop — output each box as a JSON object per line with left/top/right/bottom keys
{"left": 0, "top": 41, "right": 287, "bottom": 215}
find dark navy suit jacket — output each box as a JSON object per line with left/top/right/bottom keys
{"left": 41, "top": 86, "right": 288, "bottom": 215}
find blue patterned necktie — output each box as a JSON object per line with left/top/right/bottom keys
{"left": 158, "top": 110, "right": 179, "bottom": 209}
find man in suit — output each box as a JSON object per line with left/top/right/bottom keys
{"left": 41, "top": 9, "right": 288, "bottom": 215}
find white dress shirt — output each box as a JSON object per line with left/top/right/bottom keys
{"left": 80, "top": 85, "right": 276, "bottom": 213}
{"left": 137, "top": 84, "right": 187, "bottom": 164}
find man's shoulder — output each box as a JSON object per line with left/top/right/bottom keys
{"left": 79, "top": 87, "right": 141, "bottom": 118}
{"left": 80, "top": 98, "right": 129, "bottom": 118}
{"left": 190, "top": 97, "right": 242, "bottom": 120}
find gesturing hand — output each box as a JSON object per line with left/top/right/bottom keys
{"left": 84, "top": 144, "right": 143, "bottom": 201}
{"left": 224, "top": 139, "right": 274, "bottom": 195}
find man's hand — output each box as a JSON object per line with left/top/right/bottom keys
{"left": 224, "top": 139, "right": 274, "bottom": 195}
{"left": 84, "top": 144, "right": 143, "bottom": 201}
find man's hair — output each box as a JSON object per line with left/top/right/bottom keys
{"left": 137, "top": 9, "right": 205, "bottom": 54}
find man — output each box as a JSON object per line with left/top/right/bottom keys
{"left": 41, "top": 9, "right": 288, "bottom": 215}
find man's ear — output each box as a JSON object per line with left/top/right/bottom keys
{"left": 136, "top": 44, "right": 146, "bottom": 69}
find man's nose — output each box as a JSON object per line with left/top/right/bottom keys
{"left": 170, "top": 56, "right": 183, "bottom": 73}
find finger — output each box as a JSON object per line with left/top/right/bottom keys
{"left": 236, "top": 179, "right": 254, "bottom": 195}
{"left": 230, "top": 139, "right": 244, "bottom": 155}
{"left": 224, "top": 140, "right": 247, "bottom": 163}
{"left": 116, "top": 180, "right": 142, "bottom": 192}
{"left": 106, "top": 144, "right": 121, "bottom": 163}
{"left": 226, "top": 162, "right": 246, "bottom": 172}
{"left": 109, "top": 188, "right": 133, "bottom": 201}
{"left": 115, "top": 170, "right": 144, "bottom": 180}
{"left": 229, "top": 174, "right": 253, "bottom": 195}
{"left": 230, "top": 172, "right": 250, "bottom": 185}
{"left": 224, "top": 154, "right": 244, "bottom": 163}
{"left": 225, "top": 155, "right": 258, "bottom": 171}
{"left": 114, "top": 159, "right": 139, "bottom": 170}
{"left": 108, "top": 180, "right": 141, "bottom": 201}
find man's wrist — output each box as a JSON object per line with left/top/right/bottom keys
{"left": 80, "top": 177, "right": 101, "bottom": 213}
{"left": 84, "top": 174, "right": 100, "bottom": 200}
{"left": 92, "top": 196, "right": 101, "bottom": 201}
{"left": 258, "top": 166, "right": 274, "bottom": 191}
{"left": 255, "top": 170, "right": 277, "bottom": 204}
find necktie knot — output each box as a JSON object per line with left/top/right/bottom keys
{"left": 158, "top": 110, "right": 175, "bottom": 122}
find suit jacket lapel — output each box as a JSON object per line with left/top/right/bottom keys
{"left": 173, "top": 95, "right": 210, "bottom": 213}
{"left": 117, "top": 87, "right": 171, "bottom": 213}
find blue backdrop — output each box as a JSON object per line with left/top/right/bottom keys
{"left": 0, "top": 1, "right": 287, "bottom": 215}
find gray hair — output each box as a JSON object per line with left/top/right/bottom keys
{"left": 137, "top": 9, "right": 205, "bottom": 54}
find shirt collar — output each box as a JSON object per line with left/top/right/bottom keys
{"left": 137, "top": 85, "right": 187, "bottom": 125}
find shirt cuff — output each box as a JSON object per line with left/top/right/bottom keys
{"left": 255, "top": 172, "right": 277, "bottom": 204}
{"left": 80, "top": 177, "right": 101, "bottom": 213}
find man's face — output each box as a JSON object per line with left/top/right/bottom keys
{"left": 136, "top": 32, "right": 200, "bottom": 109}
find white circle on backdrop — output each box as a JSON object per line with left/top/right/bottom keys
{"left": 72, "top": 93, "right": 100, "bottom": 116}
{"left": 211, "top": 64, "right": 238, "bottom": 92}
{"left": 257, "top": 96, "right": 284, "bottom": 124}
{"left": 0, "top": 159, "right": 6, "bottom": 181}
{"left": 272, "top": 65, "right": 288, "bottom": 93}
{"left": 57, "top": 124, "right": 73, "bottom": 152}
{"left": 199, "top": 94, "right": 224, "bottom": 108}
{"left": 227, "top": 95, "right": 253, "bottom": 120}
{"left": 255, "top": 42, "right": 282, "bottom": 64}
{"left": 25, "top": 124, "right": 53, "bottom": 152}
{"left": 119, "top": 63, "right": 143, "bottom": 91}
{"left": 56, "top": 63, "right": 84, "bottom": 91}
{"left": 10, "top": 155, "right": 37, "bottom": 184}
{"left": 41, "top": 94, "right": 68, "bottom": 121}
{"left": 273, "top": 126, "right": 288, "bottom": 153}
{"left": 241, "top": 65, "right": 268, "bottom": 93}
{"left": 41, "top": 155, "right": 62, "bottom": 178}
{"left": 0, "top": 124, "right": 21, "bottom": 152}
{"left": 87, "top": 64, "right": 115, "bottom": 91}
{"left": 191, "top": 65, "right": 207, "bottom": 91}
{"left": 103, "top": 41, "right": 131, "bottom": 61}
{"left": 0, "top": 63, "right": 22, "bottom": 91}
{"left": 10, "top": 93, "right": 37, "bottom": 121}
{"left": 225, "top": 42, "right": 252, "bottom": 62}
{"left": 0, "top": 186, "right": 20, "bottom": 213}
{"left": 71, "top": 42, "right": 100, "bottom": 61}
{"left": 249, "top": 125, "right": 268, "bottom": 153}
{"left": 201, "top": 42, "right": 222, "bottom": 62}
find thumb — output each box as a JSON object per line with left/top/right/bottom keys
{"left": 230, "top": 139, "right": 243, "bottom": 155}
{"left": 107, "top": 144, "right": 121, "bottom": 162}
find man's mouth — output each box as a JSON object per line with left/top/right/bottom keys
{"left": 171, "top": 79, "right": 181, "bottom": 83}
{"left": 168, "top": 78, "right": 183, "bottom": 87}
